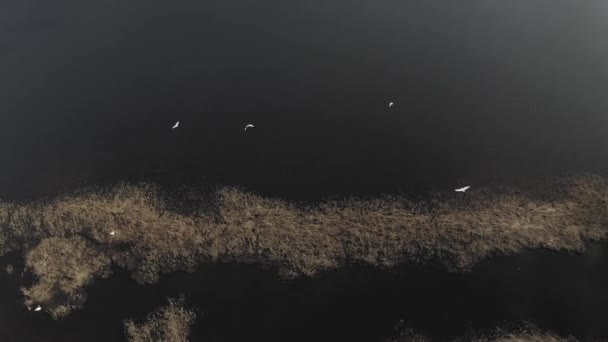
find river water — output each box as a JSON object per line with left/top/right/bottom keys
{"left": 1, "top": 0, "right": 608, "bottom": 340}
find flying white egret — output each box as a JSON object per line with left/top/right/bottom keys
{"left": 388, "top": 101, "right": 394, "bottom": 108}
{"left": 34, "top": 305, "right": 42, "bottom": 312}
{"left": 244, "top": 124, "right": 254, "bottom": 131}
{"left": 454, "top": 186, "right": 471, "bottom": 193}
{"left": 110, "top": 231, "right": 116, "bottom": 236}
{"left": 172, "top": 121, "right": 180, "bottom": 129}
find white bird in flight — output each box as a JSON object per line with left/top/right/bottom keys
{"left": 109, "top": 231, "right": 116, "bottom": 236}
{"left": 172, "top": 121, "right": 180, "bottom": 129}
{"left": 454, "top": 186, "right": 471, "bottom": 193}
{"left": 388, "top": 101, "right": 394, "bottom": 108}
{"left": 34, "top": 305, "right": 42, "bottom": 312}
{"left": 244, "top": 124, "right": 254, "bottom": 131}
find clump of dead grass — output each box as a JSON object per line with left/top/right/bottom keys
{"left": 387, "top": 321, "right": 578, "bottom": 342}
{"left": 21, "top": 236, "right": 111, "bottom": 318}
{"left": 465, "top": 324, "right": 578, "bottom": 342}
{"left": 124, "top": 298, "right": 196, "bottom": 342}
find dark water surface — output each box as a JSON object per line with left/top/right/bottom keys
{"left": 1, "top": 0, "right": 608, "bottom": 200}
{"left": 1, "top": 243, "right": 608, "bottom": 342}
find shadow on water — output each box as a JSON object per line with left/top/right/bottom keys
{"left": 1, "top": 243, "right": 608, "bottom": 342}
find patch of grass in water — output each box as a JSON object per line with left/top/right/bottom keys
{"left": 0, "top": 175, "right": 606, "bottom": 317}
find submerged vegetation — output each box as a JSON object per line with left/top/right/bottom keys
{"left": 386, "top": 321, "right": 578, "bottom": 342}
{"left": 124, "top": 298, "right": 196, "bottom": 342}
{"left": 0, "top": 175, "right": 606, "bottom": 317}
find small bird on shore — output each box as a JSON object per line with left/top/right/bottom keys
{"left": 244, "top": 124, "right": 254, "bottom": 131}
{"left": 172, "top": 121, "right": 180, "bottom": 129}
{"left": 455, "top": 186, "right": 471, "bottom": 193}
{"left": 34, "top": 305, "right": 42, "bottom": 312}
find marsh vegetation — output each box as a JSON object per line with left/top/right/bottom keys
{"left": 124, "top": 298, "right": 196, "bottom": 342}
{"left": 386, "top": 321, "right": 577, "bottom": 342}
{"left": 0, "top": 175, "right": 606, "bottom": 317}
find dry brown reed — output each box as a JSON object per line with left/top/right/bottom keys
{"left": 387, "top": 321, "right": 578, "bottom": 342}
{"left": 0, "top": 175, "right": 606, "bottom": 317}
{"left": 124, "top": 298, "right": 196, "bottom": 342}
{"left": 20, "top": 236, "right": 111, "bottom": 318}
